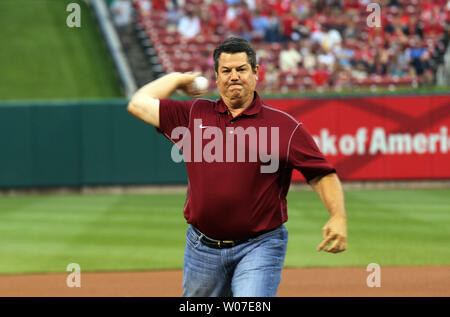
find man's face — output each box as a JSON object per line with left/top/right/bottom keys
{"left": 215, "top": 52, "right": 259, "bottom": 108}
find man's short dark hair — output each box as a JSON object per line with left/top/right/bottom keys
{"left": 213, "top": 37, "right": 257, "bottom": 73}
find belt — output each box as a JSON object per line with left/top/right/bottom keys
{"left": 192, "top": 227, "right": 249, "bottom": 249}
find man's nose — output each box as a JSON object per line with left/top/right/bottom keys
{"left": 230, "top": 69, "right": 239, "bottom": 81}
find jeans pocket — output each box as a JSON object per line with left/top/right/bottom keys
{"left": 186, "top": 226, "right": 201, "bottom": 249}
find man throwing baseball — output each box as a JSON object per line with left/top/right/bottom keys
{"left": 127, "top": 37, "right": 347, "bottom": 297}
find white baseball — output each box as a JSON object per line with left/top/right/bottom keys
{"left": 192, "top": 76, "right": 209, "bottom": 91}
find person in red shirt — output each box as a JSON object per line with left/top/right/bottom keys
{"left": 151, "top": 0, "right": 166, "bottom": 11}
{"left": 281, "top": 11, "right": 297, "bottom": 41}
{"left": 210, "top": 0, "right": 227, "bottom": 20}
{"left": 313, "top": 62, "right": 330, "bottom": 88}
{"left": 127, "top": 37, "right": 347, "bottom": 297}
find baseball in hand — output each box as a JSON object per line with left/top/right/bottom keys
{"left": 191, "top": 76, "right": 209, "bottom": 92}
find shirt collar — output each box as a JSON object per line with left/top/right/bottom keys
{"left": 215, "top": 92, "right": 262, "bottom": 117}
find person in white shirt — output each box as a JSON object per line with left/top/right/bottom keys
{"left": 178, "top": 9, "right": 201, "bottom": 39}
{"left": 111, "top": 0, "right": 132, "bottom": 28}
{"left": 110, "top": 0, "right": 133, "bottom": 48}
{"left": 279, "top": 41, "right": 302, "bottom": 72}
{"left": 317, "top": 48, "right": 336, "bottom": 71}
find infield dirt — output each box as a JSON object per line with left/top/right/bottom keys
{"left": 0, "top": 266, "right": 448, "bottom": 297}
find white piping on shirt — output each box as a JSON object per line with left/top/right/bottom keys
{"left": 261, "top": 104, "right": 300, "bottom": 124}
{"left": 262, "top": 104, "right": 302, "bottom": 223}
{"left": 286, "top": 123, "right": 301, "bottom": 169}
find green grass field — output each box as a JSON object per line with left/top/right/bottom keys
{"left": 0, "top": 0, "right": 122, "bottom": 101}
{"left": 0, "top": 188, "right": 448, "bottom": 274}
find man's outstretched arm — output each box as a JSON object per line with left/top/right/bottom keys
{"left": 127, "top": 72, "right": 204, "bottom": 128}
{"left": 309, "top": 172, "right": 347, "bottom": 253}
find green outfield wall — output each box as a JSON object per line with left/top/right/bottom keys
{"left": 0, "top": 100, "right": 187, "bottom": 188}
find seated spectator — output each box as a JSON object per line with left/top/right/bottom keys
{"left": 110, "top": 0, "right": 133, "bottom": 48}
{"left": 351, "top": 63, "right": 368, "bottom": 81}
{"left": 320, "top": 25, "right": 342, "bottom": 52}
{"left": 402, "top": 15, "right": 423, "bottom": 39}
{"left": 226, "top": 2, "right": 253, "bottom": 40}
{"left": 310, "top": 24, "right": 324, "bottom": 45}
{"left": 279, "top": 41, "right": 302, "bottom": 72}
{"left": 343, "top": 17, "right": 358, "bottom": 40}
{"left": 178, "top": 8, "right": 201, "bottom": 39}
{"left": 245, "top": 0, "right": 256, "bottom": 11}
{"left": 208, "top": 0, "right": 228, "bottom": 35}
{"left": 264, "top": 11, "right": 282, "bottom": 42}
{"left": 225, "top": 3, "right": 239, "bottom": 27}
{"left": 408, "top": 37, "right": 427, "bottom": 76}
{"left": 170, "top": 0, "right": 180, "bottom": 10}
{"left": 335, "top": 44, "right": 355, "bottom": 69}
{"left": 290, "top": 18, "right": 310, "bottom": 42}
{"left": 166, "top": 2, "right": 181, "bottom": 32}
{"left": 135, "top": 0, "right": 151, "bottom": 18}
{"left": 396, "top": 44, "right": 414, "bottom": 76}
{"left": 256, "top": 46, "right": 271, "bottom": 62}
{"left": 385, "top": 15, "right": 405, "bottom": 40}
{"left": 229, "top": 19, "right": 253, "bottom": 41}
{"left": 398, "top": 7, "right": 411, "bottom": 27}
{"left": 317, "top": 47, "right": 336, "bottom": 72}
{"left": 239, "top": 2, "right": 253, "bottom": 28}
{"left": 151, "top": 0, "right": 166, "bottom": 11}
{"left": 313, "top": 62, "right": 330, "bottom": 90}
{"left": 280, "top": 11, "right": 298, "bottom": 42}
{"left": 371, "top": 52, "right": 388, "bottom": 76}
{"left": 367, "top": 26, "right": 386, "bottom": 48}
{"left": 420, "top": 51, "right": 435, "bottom": 85}
{"left": 300, "top": 41, "right": 317, "bottom": 70}
{"left": 293, "top": 0, "right": 311, "bottom": 19}
{"left": 358, "top": 44, "right": 376, "bottom": 71}
{"left": 421, "top": 0, "right": 439, "bottom": 24}
{"left": 257, "top": 59, "right": 267, "bottom": 83}
{"left": 334, "top": 68, "right": 353, "bottom": 91}
{"left": 371, "top": 43, "right": 391, "bottom": 75}
{"left": 264, "top": 62, "right": 280, "bottom": 92}
{"left": 198, "top": 5, "right": 217, "bottom": 35}
{"left": 266, "top": 0, "right": 291, "bottom": 16}
{"left": 210, "top": 0, "right": 228, "bottom": 20}
{"left": 251, "top": 9, "right": 269, "bottom": 41}
{"left": 343, "top": 0, "right": 360, "bottom": 14}
{"left": 237, "top": 2, "right": 254, "bottom": 39}
{"left": 111, "top": 0, "right": 132, "bottom": 30}
{"left": 388, "top": 55, "right": 407, "bottom": 78}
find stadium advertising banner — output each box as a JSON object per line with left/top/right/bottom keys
{"left": 271, "top": 95, "right": 450, "bottom": 181}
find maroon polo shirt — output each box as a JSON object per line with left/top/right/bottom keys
{"left": 158, "top": 92, "right": 335, "bottom": 240}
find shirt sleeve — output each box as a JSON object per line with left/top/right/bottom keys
{"left": 287, "top": 124, "right": 336, "bottom": 182}
{"left": 157, "top": 99, "right": 195, "bottom": 139}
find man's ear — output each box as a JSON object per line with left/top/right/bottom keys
{"left": 254, "top": 65, "right": 260, "bottom": 79}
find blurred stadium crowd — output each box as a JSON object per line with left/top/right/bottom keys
{"left": 110, "top": 0, "right": 450, "bottom": 92}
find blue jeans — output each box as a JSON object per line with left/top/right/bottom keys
{"left": 182, "top": 225, "right": 288, "bottom": 297}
